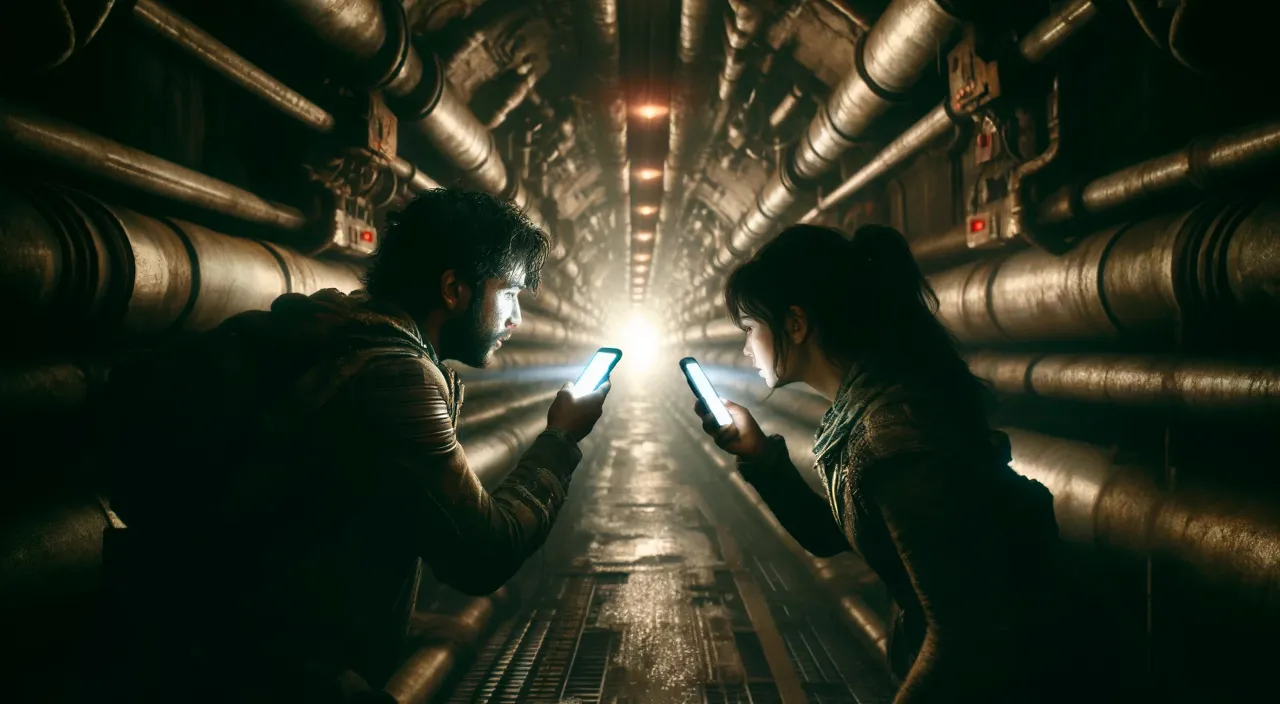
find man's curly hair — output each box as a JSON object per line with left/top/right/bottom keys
{"left": 361, "top": 189, "right": 550, "bottom": 316}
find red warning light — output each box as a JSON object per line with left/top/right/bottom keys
{"left": 969, "top": 218, "right": 986, "bottom": 233}
{"left": 360, "top": 230, "right": 375, "bottom": 243}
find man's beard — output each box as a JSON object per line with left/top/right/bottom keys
{"left": 441, "top": 299, "right": 504, "bottom": 367}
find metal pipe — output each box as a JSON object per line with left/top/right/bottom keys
{"left": 798, "top": 0, "right": 1098, "bottom": 224}
{"left": 461, "top": 386, "right": 559, "bottom": 431}
{"left": 272, "top": 0, "right": 558, "bottom": 253}
{"left": 516, "top": 311, "right": 597, "bottom": 348}
{"left": 583, "top": 0, "right": 629, "bottom": 208}
{"left": 1003, "top": 76, "right": 1061, "bottom": 249}
{"left": 966, "top": 352, "right": 1280, "bottom": 417}
{"left": 1006, "top": 427, "right": 1280, "bottom": 608}
{"left": 485, "top": 65, "right": 539, "bottom": 130}
{"left": 385, "top": 591, "right": 508, "bottom": 703}
{"left": 800, "top": 104, "right": 954, "bottom": 223}
{"left": 452, "top": 348, "right": 598, "bottom": 374}
{"left": 131, "top": 0, "right": 438, "bottom": 197}
{"left": 702, "top": 0, "right": 964, "bottom": 283}
{"left": 0, "top": 100, "right": 308, "bottom": 231}
{"left": 680, "top": 317, "right": 742, "bottom": 346}
{"left": 0, "top": 184, "right": 360, "bottom": 339}
{"left": 1038, "top": 119, "right": 1280, "bottom": 227}
{"left": 463, "top": 405, "right": 552, "bottom": 486}
{"left": 658, "top": 0, "right": 715, "bottom": 289}
{"left": 525, "top": 286, "right": 599, "bottom": 329}
{"left": 931, "top": 194, "right": 1280, "bottom": 344}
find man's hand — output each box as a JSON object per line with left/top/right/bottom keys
{"left": 693, "top": 398, "right": 767, "bottom": 460}
{"left": 546, "top": 381, "right": 611, "bottom": 442}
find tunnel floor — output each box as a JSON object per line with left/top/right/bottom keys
{"left": 435, "top": 388, "right": 895, "bottom": 704}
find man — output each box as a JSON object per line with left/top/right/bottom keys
{"left": 95, "top": 189, "right": 609, "bottom": 702}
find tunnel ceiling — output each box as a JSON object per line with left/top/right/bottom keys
{"left": 413, "top": 0, "right": 867, "bottom": 304}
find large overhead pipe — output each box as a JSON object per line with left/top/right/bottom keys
{"left": 0, "top": 100, "right": 308, "bottom": 232}
{"left": 699, "top": 0, "right": 966, "bottom": 281}
{"left": 680, "top": 317, "right": 742, "bottom": 345}
{"left": 657, "top": 0, "right": 715, "bottom": 284}
{"left": 909, "top": 118, "right": 1280, "bottom": 267}
{"left": 0, "top": 185, "right": 361, "bottom": 340}
{"left": 796, "top": 0, "right": 1100, "bottom": 225}
{"left": 710, "top": 0, "right": 766, "bottom": 141}
{"left": 131, "top": 0, "right": 438, "bottom": 195}
{"left": 269, "top": 0, "right": 560, "bottom": 253}
{"left": 582, "top": 0, "right": 629, "bottom": 210}
{"left": 931, "top": 194, "right": 1280, "bottom": 345}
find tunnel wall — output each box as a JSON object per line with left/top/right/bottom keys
{"left": 676, "top": 6, "right": 1280, "bottom": 700}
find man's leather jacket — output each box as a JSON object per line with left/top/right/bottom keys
{"left": 98, "top": 289, "right": 581, "bottom": 700}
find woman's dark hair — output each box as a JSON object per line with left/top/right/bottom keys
{"left": 724, "top": 223, "right": 990, "bottom": 410}
{"left": 361, "top": 188, "right": 550, "bottom": 317}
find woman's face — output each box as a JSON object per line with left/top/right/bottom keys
{"left": 740, "top": 317, "right": 781, "bottom": 387}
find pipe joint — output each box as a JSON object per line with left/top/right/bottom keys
{"left": 362, "top": 0, "right": 413, "bottom": 91}
{"left": 386, "top": 51, "right": 446, "bottom": 121}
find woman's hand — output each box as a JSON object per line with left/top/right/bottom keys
{"left": 692, "top": 398, "right": 767, "bottom": 460}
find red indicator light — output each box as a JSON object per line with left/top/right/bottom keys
{"left": 360, "top": 230, "right": 375, "bottom": 242}
{"left": 969, "top": 219, "right": 986, "bottom": 233}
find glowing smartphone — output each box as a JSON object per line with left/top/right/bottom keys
{"left": 570, "top": 348, "right": 622, "bottom": 398}
{"left": 680, "top": 357, "right": 733, "bottom": 427}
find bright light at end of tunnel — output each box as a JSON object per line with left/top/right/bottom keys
{"left": 634, "top": 104, "right": 668, "bottom": 119}
{"left": 636, "top": 167, "right": 662, "bottom": 181}
{"left": 635, "top": 205, "right": 657, "bottom": 216}
{"left": 609, "top": 311, "right": 662, "bottom": 376}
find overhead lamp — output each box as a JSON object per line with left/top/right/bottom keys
{"left": 636, "top": 167, "right": 662, "bottom": 181}
{"left": 634, "top": 252, "right": 652, "bottom": 262}
{"left": 635, "top": 205, "right": 657, "bottom": 216}
{"left": 632, "top": 276, "right": 646, "bottom": 284}
{"left": 634, "top": 264, "right": 649, "bottom": 273}
{"left": 634, "top": 231, "right": 654, "bottom": 242}
{"left": 634, "top": 104, "right": 668, "bottom": 119}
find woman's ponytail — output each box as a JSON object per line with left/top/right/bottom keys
{"left": 850, "top": 224, "right": 939, "bottom": 315}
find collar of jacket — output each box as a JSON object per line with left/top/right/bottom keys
{"left": 354, "top": 291, "right": 464, "bottom": 414}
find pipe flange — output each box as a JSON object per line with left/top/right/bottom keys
{"left": 61, "top": 188, "right": 136, "bottom": 331}
{"left": 386, "top": 49, "right": 446, "bottom": 121}
{"left": 852, "top": 32, "right": 936, "bottom": 106}
{"left": 364, "top": 0, "right": 413, "bottom": 91}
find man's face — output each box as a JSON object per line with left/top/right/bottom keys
{"left": 442, "top": 266, "right": 525, "bottom": 367}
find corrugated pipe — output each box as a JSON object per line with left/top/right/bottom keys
{"left": 0, "top": 100, "right": 308, "bottom": 232}
{"left": 709, "top": 0, "right": 765, "bottom": 144}
{"left": 680, "top": 317, "right": 742, "bottom": 346}
{"left": 583, "top": 0, "right": 630, "bottom": 209}
{"left": 131, "top": 0, "right": 439, "bottom": 195}
{"left": 385, "top": 589, "right": 511, "bottom": 703}
{"left": 931, "top": 193, "right": 1280, "bottom": 344}
{"left": 0, "top": 184, "right": 361, "bottom": 341}
{"left": 907, "top": 117, "right": 1280, "bottom": 268}
{"left": 703, "top": 0, "right": 966, "bottom": 280}
{"left": 269, "top": 0, "right": 561, "bottom": 255}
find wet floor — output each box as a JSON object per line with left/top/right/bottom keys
{"left": 439, "top": 386, "right": 895, "bottom": 704}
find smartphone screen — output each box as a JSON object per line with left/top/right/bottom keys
{"left": 681, "top": 358, "right": 733, "bottom": 427}
{"left": 571, "top": 348, "right": 622, "bottom": 398}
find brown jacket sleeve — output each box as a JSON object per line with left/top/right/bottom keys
{"left": 345, "top": 354, "right": 582, "bottom": 595}
{"left": 737, "top": 435, "right": 852, "bottom": 558}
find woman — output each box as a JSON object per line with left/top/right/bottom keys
{"left": 693, "top": 224, "right": 1071, "bottom": 702}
